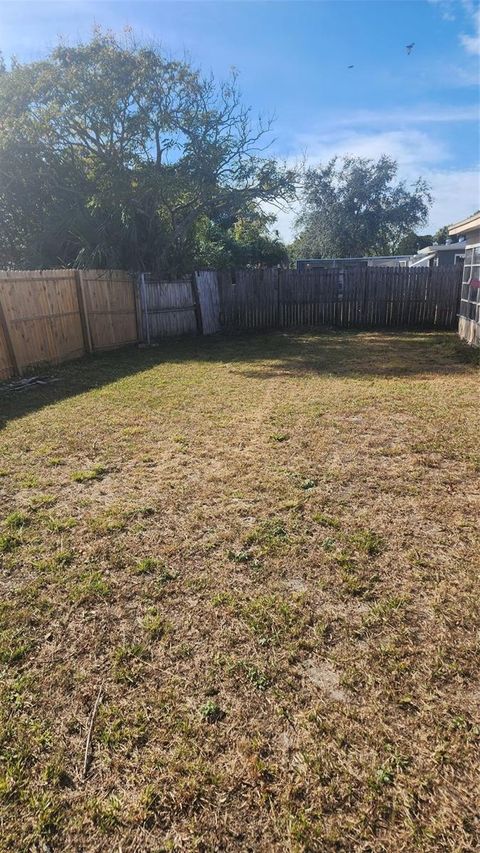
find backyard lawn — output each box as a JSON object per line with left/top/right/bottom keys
{"left": 0, "top": 330, "right": 479, "bottom": 852}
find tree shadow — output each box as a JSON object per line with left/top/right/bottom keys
{"left": 0, "top": 329, "right": 477, "bottom": 430}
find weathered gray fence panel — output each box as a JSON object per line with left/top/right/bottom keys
{"left": 195, "top": 271, "right": 221, "bottom": 334}
{"left": 142, "top": 275, "right": 198, "bottom": 339}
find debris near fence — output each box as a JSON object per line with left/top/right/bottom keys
{"left": 1, "top": 375, "right": 59, "bottom": 392}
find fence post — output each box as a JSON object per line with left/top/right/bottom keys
{"left": 133, "top": 274, "right": 144, "bottom": 343}
{"left": 138, "top": 272, "right": 151, "bottom": 345}
{"left": 191, "top": 271, "right": 204, "bottom": 336}
{"left": 361, "top": 266, "right": 369, "bottom": 325}
{"left": 277, "top": 266, "right": 282, "bottom": 328}
{"left": 74, "top": 270, "right": 93, "bottom": 354}
{"left": 0, "top": 284, "right": 20, "bottom": 377}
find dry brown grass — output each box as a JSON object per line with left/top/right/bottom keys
{"left": 0, "top": 330, "right": 479, "bottom": 852}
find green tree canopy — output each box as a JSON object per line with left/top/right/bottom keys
{"left": 292, "top": 155, "right": 431, "bottom": 260}
{"left": 195, "top": 212, "right": 288, "bottom": 268}
{"left": 0, "top": 29, "right": 295, "bottom": 273}
{"left": 396, "top": 231, "right": 433, "bottom": 255}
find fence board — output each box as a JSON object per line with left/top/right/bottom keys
{"left": 0, "top": 300, "right": 16, "bottom": 380}
{"left": 195, "top": 271, "right": 221, "bottom": 334}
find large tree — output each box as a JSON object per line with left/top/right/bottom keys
{"left": 292, "top": 155, "right": 431, "bottom": 259}
{"left": 0, "top": 30, "right": 295, "bottom": 273}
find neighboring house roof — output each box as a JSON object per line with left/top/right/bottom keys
{"left": 448, "top": 212, "right": 480, "bottom": 236}
{"left": 297, "top": 255, "right": 410, "bottom": 264}
{"left": 416, "top": 241, "right": 466, "bottom": 256}
{"left": 410, "top": 253, "right": 435, "bottom": 267}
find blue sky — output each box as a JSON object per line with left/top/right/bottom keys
{"left": 1, "top": 0, "right": 479, "bottom": 239}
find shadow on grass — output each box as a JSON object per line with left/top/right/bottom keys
{"left": 0, "top": 329, "right": 477, "bottom": 430}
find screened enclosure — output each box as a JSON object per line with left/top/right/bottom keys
{"left": 459, "top": 243, "right": 480, "bottom": 347}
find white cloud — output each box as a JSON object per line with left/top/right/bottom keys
{"left": 426, "top": 0, "right": 457, "bottom": 22}
{"left": 429, "top": 0, "right": 480, "bottom": 54}
{"left": 425, "top": 168, "right": 480, "bottom": 229}
{"left": 460, "top": 7, "right": 480, "bottom": 54}
{"left": 291, "top": 128, "right": 449, "bottom": 170}
{"left": 331, "top": 104, "right": 480, "bottom": 126}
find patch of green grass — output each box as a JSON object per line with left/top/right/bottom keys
{"left": 200, "top": 700, "right": 225, "bottom": 723}
{"left": 133, "top": 556, "right": 158, "bottom": 575}
{"left": 132, "top": 557, "right": 176, "bottom": 582}
{"left": 18, "top": 474, "right": 40, "bottom": 488}
{"left": 0, "top": 532, "right": 21, "bottom": 552}
{"left": 112, "top": 643, "right": 151, "bottom": 685}
{"left": 45, "top": 515, "right": 77, "bottom": 532}
{"left": 270, "top": 432, "right": 289, "bottom": 442}
{"left": 157, "top": 566, "right": 178, "bottom": 585}
{"left": 71, "top": 571, "right": 111, "bottom": 603}
{"left": 362, "top": 596, "right": 408, "bottom": 628}
{"left": 142, "top": 609, "right": 171, "bottom": 640}
{"left": 241, "top": 594, "right": 311, "bottom": 646}
{"left": 241, "top": 662, "right": 271, "bottom": 691}
{"left": 88, "top": 509, "right": 126, "bottom": 534}
{"left": 89, "top": 795, "right": 122, "bottom": 832}
{"left": 27, "top": 792, "right": 63, "bottom": 841}
{"left": 313, "top": 512, "right": 341, "bottom": 529}
{"left": 35, "top": 550, "right": 74, "bottom": 572}
{"left": 46, "top": 457, "right": 63, "bottom": 467}
{"left": 211, "top": 591, "right": 236, "bottom": 608}
{"left": 98, "top": 706, "right": 149, "bottom": 750}
{"left": 300, "top": 478, "right": 317, "bottom": 490}
{"left": 352, "top": 529, "right": 385, "bottom": 557}
{"left": 4, "top": 510, "right": 30, "bottom": 530}
{"left": 71, "top": 464, "right": 106, "bottom": 483}
{"left": 245, "top": 518, "right": 289, "bottom": 555}
{"left": 28, "top": 494, "right": 57, "bottom": 511}
{"left": 227, "top": 549, "right": 261, "bottom": 569}
{"left": 173, "top": 434, "right": 189, "bottom": 447}
{"left": 0, "top": 629, "right": 32, "bottom": 665}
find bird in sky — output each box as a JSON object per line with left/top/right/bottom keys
{"left": 405, "top": 43, "right": 415, "bottom": 54}
{"left": 347, "top": 64, "right": 354, "bottom": 69}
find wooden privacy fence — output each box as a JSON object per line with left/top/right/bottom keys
{"left": 0, "top": 264, "right": 464, "bottom": 380}
{"left": 216, "top": 265, "right": 462, "bottom": 332}
{"left": 0, "top": 269, "right": 137, "bottom": 380}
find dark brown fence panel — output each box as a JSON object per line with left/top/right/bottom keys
{"left": 218, "top": 269, "right": 278, "bottom": 329}
{"left": 216, "top": 265, "right": 461, "bottom": 332}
